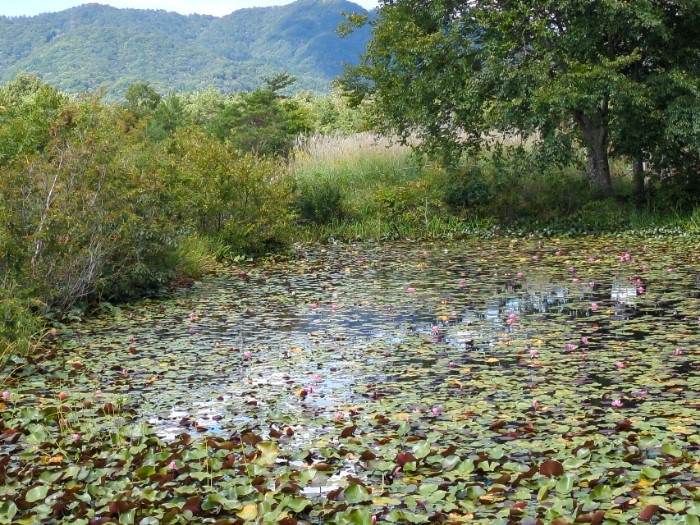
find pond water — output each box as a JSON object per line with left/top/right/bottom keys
{"left": 20, "top": 237, "right": 699, "bottom": 443}
{"left": 6, "top": 235, "right": 700, "bottom": 523}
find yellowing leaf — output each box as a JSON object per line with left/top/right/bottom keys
{"left": 237, "top": 504, "right": 258, "bottom": 521}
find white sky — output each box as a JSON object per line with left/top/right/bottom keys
{"left": 0, "top": 0, "right": 378, "bottom": 18}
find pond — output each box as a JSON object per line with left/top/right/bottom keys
{"left": 3, "top": 236, "right": 700, "bottom": 524}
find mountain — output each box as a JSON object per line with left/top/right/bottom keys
{"left": 0, "top": 0, "right": 372, "bottom": 99}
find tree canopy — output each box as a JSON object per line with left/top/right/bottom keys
{"left": 341, "top": 0, "right": 700, "bottom": 196}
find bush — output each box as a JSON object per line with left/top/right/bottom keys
{"left": 294, "top": 178, "right": 344, "bottom": 224}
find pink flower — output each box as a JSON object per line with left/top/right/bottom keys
{"left": 407, "top": 287, "right": 415, "bottom": 294}
{"left": 311, "top": 303, "right": 318, "bottom": 309}
{"left": 642, "top": 265, "right": 648, "bottom": 271}
{"left": 387, "top": 307, "right": 392, "bottom": 313}
{"left": 529, "top": 349, "right": 539, "bottom": 359}
{"left": 674, "top": 348, "right": 683, "bottom": 356}
{"left": 667, "top": 268, "right": 673, "bottom": 273}
{"left": 432, "top": 407, "right": 441, "bottom": 415}
{"left": 188, "top": 312, "right": 197, "bottom": 320}
{"left": 637, "top": 286, "right": 645, "bottom": 293}
{"left": 591, "top": 302, "right": 598, "bottom": 311}
{"left": 568, "top": 266, "right": 575, "bottom": 272}
{"left": 312, "top": 374, "right": 321, "bottom": 382}
{"left": 121, "top": 368, "right": 128, "bottom": 376}
{"left": 532, "top": 400, "right": 538, "bottom": 409}
{"left": 243, "top": 351, "right": 252, "bottom": 359}
{"left": 555, "top": 250, "right": 561, "bottom": 256}
{"left": 611, "top": 399, "right": 623, "bottom": 408}
{"left": 95, "top": 389, "right": 103, "bottom": 396}
{"left": 357, "top": 259, "right": 364, "bottom": 265}
{"left": 517, "top": 272, "right": 524, "bottom": 277}
{"left": 581, "top": 337, "right": 589, "bottom": 344}
{"left": 58, "top": 391, "right": 68, "bottom": 401}
{"left": 615, "top": 361, "right": 625, "bottom": 369}
{"left": 572, "top": 277, "right": 580, "bottom": 282}
{"left": 431, "top": 326, "right": 440, "bottom": 334}
{"left": 168, "top": 461, "right": 177, "bottom": 470}
{"left": 458, "top": 279, "right": 466, "bottom": 285}
{"left": 1, "top": 391, "right": 9, "bottom": 401}
{"left": 331, "top": 304, "right": 338, "bottom": 311}
{"left": 588, "top": 281, "right": 596, "bottom": 287}
{"left": 72, "top": 434, "right": 80, "bottom": 442}
{"left": 531, "top": 255, "right": 538, "bottom": 260}
{"left": 566, "top": 343, "right": 576, "bottom": 351}
{"left": 334, "top": 412, "right": 343, "bottom": 420}
{"left": 372, "top": 516, "right": 377, "bottom": 525}
{"left": 449, "top": 361, "right": 456, "bottom": 368}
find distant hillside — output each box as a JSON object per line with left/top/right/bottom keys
{"left": 0, "top": 0, "right": 372, "bottom": 99}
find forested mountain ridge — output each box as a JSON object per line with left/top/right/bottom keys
{"left": 0, "top": 0, "right": 372, "bottom": 98}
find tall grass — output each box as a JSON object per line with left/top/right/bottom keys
{"left": 290, "top": 132, "right": 700, "bottom": 240}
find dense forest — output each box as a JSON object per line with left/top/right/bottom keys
{"left": 0, "top": 0, "right": 372, "bottom": 98}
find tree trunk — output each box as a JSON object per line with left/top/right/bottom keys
{"left": 632, "top": 155, "right": 645, "bottom": 196}
{"left": 574, "top": 98, "right": 613, "bottom": 197}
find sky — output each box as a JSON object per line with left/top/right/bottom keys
{"left": 0, "top": 0, "right": 378, "bottom": 18}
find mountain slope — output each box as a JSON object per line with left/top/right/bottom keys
{"left": 0, "top": 0, "right": 372, "bottom": 98}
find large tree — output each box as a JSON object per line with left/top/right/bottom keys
{"left": 341, "top": 1, "right": 700, "bottom": 196}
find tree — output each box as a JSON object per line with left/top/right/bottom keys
{"left": 341, "top": 1, "right": 700, "bottom": 196}
{"left": 209, "top": 75, "right": 311, "bottom": 156}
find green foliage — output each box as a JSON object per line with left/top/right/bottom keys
{"left": 294, "top": 178, "right": 345, "bottom": 225}
{"left": 0, "top": 0, "right": 373, "bottom": 99}
{"left": 210, "top": 81, "right": 312, "bottom": 156}
{"left": 169, "top": 129, "right": 297, "bottom": 254}
{"left": 342, "top": 0, "right": 700, "bottom": 197}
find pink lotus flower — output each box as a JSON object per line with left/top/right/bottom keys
{"left": 517, "top": 272, "right": 524, "bottom": 277}
{"left": 188, "top": 312, "right": 197, "bottom": 320}
{"left": 458, "top": 279, "right": 466, "bottom": 285}
{"left": 572, "top": 277, "right": 580, "bottom": 282}
{"left": 407, "top": 287, "right": 415, "bottom": 294}
{"left": 334, "top": 412, "right": 343, "bottom": 420}
{"left": 58, "top": 391, "right": 68, "bottom": 401}
{"left": 168, "top": 461, "right": 177, "bottom": 470}
{"left": 387, "top": 307, "right": 392, "bottom": 313}
{"left": 72, "top": 434, "right": 80, "bottom": 442}
{"left": 532, "top": 400, "right": 538, "bottom": 409}
{"left": 449, "top": 361, "right": 456, "bottom": 368}
{"left": 312, "top": 374, "right": 321, "bottom": 382}
{"left": 615, "top": 361, "right": 624, "bottom": 369}
{"left": 674, "top": 348, "right": 683, "bottom": 356}
{"left": 311, "top": 303, "right": 318, "bottom": 309}
{"left": 555, "top": 250, "right": 561, "bottom": 256}
{"left": 581, "top": 336, "right": 589, "bottom": 344}
{"left": 95, "top": 389, "right": 103, "bottom": 396}
{"left": 431, "top": 326, "right": 440, "bottom": 334}
{"left": 637, "top": 286, "right": 645, "bottom": 293}
{"left": 121, "top": 369, "right": 128, "bottom": 376}
{"left": 357, "top": 259, "right": 364, "bottom": 265}
{"left": 1, "top": 391, "right": 9, "bottom": 401}
{"left": 569, "top": 266, "right": 575, "bottom": 272}
{"left": 243, "top": 351, "right": 252, "bottom": 359}
{"left": 591, "top": 302, "right": 598, "bottom": 311}
{"left": 566, "top": 343, "right": 576, "bottom": 351}
{"left": 667, "top": 268, "right": 673, "bottom": 273}
{"left": 432, "top": 407, "right": 441, "bottom": 415}
{"left": 529, "top": 349, "right": 538, "bottom": 359}
{"left": 331, "top": 304, "right": 338, "bottom": 311}
{"left": 532, "top": 255, "right": 538, "bottom": 260}
{"left": 611, "top": 399, "right": 623, "bottom": 408}
{"left": 588, "top": 281, "right": 596, "bottom": 287}
{"left": 642, "top": 265, "right": 648, "bottom": 271}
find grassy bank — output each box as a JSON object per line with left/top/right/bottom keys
{"left": 290, "top": 133, "right": 700, "bottom": 241}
